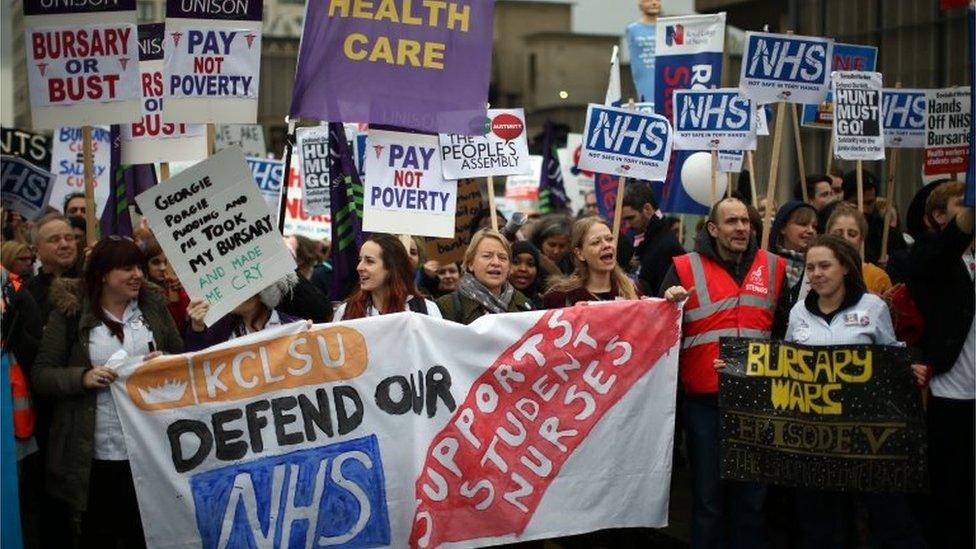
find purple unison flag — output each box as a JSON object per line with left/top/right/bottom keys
{"left": 328, "top": 122, "right": 366, "bottom": 300}
{"left": 538, "top": 121, "right": 569, "bottom": 214}
{"left": 101, "top": 126, "right": 157, "bottom": 237}
{"left": 290, "top": 1, "right": 494, "bottom": 135}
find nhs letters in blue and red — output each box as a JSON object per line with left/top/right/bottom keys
{"left": 739, "top": 32, "right": 834, "bottom": 105}
{"left": 801, "top": 43, "right": 877, "bottom": 128}
{"left": 654, "top": 12, "right": 725, "bottom": 215}
{"left": 121, "top": 23, "right": 207, "bottom": 164}
{"left": 23, "top": 0, "right": 141, "bottom": 129}
{"left": 882, "top": 89, "right": 927, "bottom": 149}
{"left": 1, "top": 155, "right": 55, "bottom": 220}
{"left": 163, "top": 0, "right": 263, "bottom": 123}
{"left": 577, "top": 104, "right": 673, "bottom": 182}
{"left": 672, "top": 89, "right": 756, "bottom": 151}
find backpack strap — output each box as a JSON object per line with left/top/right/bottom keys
{"left": 453, "top": 292, "right": 462, "bottom": 321}
{"left": 407, "top": 296, "right": 429, "bottom": 315}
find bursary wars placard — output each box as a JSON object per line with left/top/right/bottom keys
{"left": 719, "top": 338, "right": 926, "bottom": 493}
{"left": 831, "top": 71, "right": 884, "bottom": 161}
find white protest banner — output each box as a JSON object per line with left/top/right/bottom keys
{"left": 504, "top": 154, "right": 542, "bottom": 201}
{"left": 246, "top": 156, "right": 283, "bottom": 218}
{"left": 577, "top": 103, "right": 673, "bottom": 181}
{"left": 135, "top": 147, "right": 296, "bottom": 326}
{"left": 924, "top": 86, "right": 972, "bottom": 176}
{"left": 364, "top": 129, "right": 456, "bottom": 238}
{"left": 283, "top": 148, "right": 332, "bottom": 241}
{"left": 739, "top": 32, "right": 834, "bottom": 105}
{"left": 297, "top": 125, "right": 330, "bottom": 216}
{"left": 50, "top": 126, "right": 112, "bottom": 217}
{"left": 214, "top": 124, "right": 267, "bottom": 157}
{"left": 1, "top": 155, "right": 56, "bottom": 220}
{"left": 672, "top": 89, "right": 756, "bottom": 151}
{"left": 111, "top": 299, "right": 681, "bottom": 548}
{"left": 439, "top": 108, "right": 532, "bottom": 179}
{"left": 122, "top": 23, "right": 207, "bottom": 164}
{"left": 882, "top": 89, "right": 927, "bottom": 149}
{"left": 23, "top": 0, "right": 141, "bottom": 128}
{"left": 831, "top": 71, "right": 885, "bottom": 161}
{"left": 718, "top": 150, "right": 744, "bottom": 173}
{"left": 163, "top": 0, "right": 263, "bottom": 124}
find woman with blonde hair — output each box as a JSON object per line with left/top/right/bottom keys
{"left": 825, "top": 203, "right": 892, "bottom": 295}
{"left": 436, "top": 229, "right": 533, "bottom": 324}
{"left": 542, "top": 217, "right": 639, "bottom": 307}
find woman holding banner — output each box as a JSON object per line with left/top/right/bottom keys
{"left": 437, "top": 229, "right": 533, "bottom": 324}
{"left": 334, "top": 234, "right": 441, "bottom": 320}
{"left": 31, "top": 237, "right": 183, "bottom": 547}
{"left": 542, "top": 217, "right": 639, "bottom": 308}
{"left": 184, "top": 274, "right": 303, "bottom": 351}
{"left": 782, "top": 235, "right": 926, "bottom": 548}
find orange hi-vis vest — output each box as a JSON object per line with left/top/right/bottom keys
{"left": 674, "top": 250, "right": 786, "bottom": 394}
{"left": 2, "top": 271, "right": 35, "bottom": 439}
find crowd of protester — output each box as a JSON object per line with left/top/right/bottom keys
{"left": 0, "top": 167, "right": 972, "bottom": 548}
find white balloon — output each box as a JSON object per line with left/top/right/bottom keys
{"left": 681, "top": 151, "right": 727, "bottom": 207}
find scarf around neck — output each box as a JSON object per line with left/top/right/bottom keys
{"left": 458, "top": 274, "right": 514, "bottom": 314}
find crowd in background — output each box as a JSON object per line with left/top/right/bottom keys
{"left": 0, "top": 166, "right": 973, "bottom": 548}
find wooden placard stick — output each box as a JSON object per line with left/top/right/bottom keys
{"left": 761, "top": 102, "right": 787, "bottom": 250}
{"left": 611, "top": 98, "right": 637, "bottom": 243}
{"left": 880, "top": 147, "right": 899, "bottom": 265}
{"left": 826, "top": 133, "right": 835, "bottom": 174}
{"left": 710, "top": 150, "right": 718, "bottom": 205}
{"left": 727, "top": 171, "right": 733, "bottom": 198}
{"left": 207, "top": 123, "right": 216, "bottom": 156}
{"left": 856, "top": 159, "right": 864, "bottom": 213}
{"left": 791, "top": 104, "right": 808, "bottom": 202}
{"left": 486, "top": 176, "right": 498, "bottom": 232}
{"left": 160, "top": 162, "right": 171, "bottom": 182}
{"left": 81, "top": 126, "right": 98, "bottom": 245}
{"left": 746, "top": 150, "right": 759, "bottom": 208}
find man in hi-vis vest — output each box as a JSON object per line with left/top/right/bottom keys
{"left": 661, "top": 197, "right": 791, "bottom": 549}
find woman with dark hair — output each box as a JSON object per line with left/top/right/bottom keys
{"left": 543, "top": 217, "right": 640, "bottom": 307}
{"left": 31, "top": 237, "right": 183, "bottom": 547}
{"left": 434, "top": 262, "right": 461, "bottom": 298}
{"left": 530, "top": 214, "right": 573, "bottom": 274}
{"left": 437, "top": 229, "right": 533, "bottom": 324}
{"left": 509, "top": 241, "right": 544, "bottom": 308}
{"left": 334, "top": 234, "right": 441, "bottom": 320}
{"left": 782, "top": 235, "right": 926, "bottom": 548}
{"left": 140, "top": 235, "right": 190, "bottom": 332}
{"left": 769, "top": 200, "right": 819, "bottom": 299}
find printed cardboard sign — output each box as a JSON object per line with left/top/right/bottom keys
{"left": 739, "top": 32, "right": 834, "bottom": 105}
{"left": 718, "top": 150, "right": 744, "bottom": 173}
{"left": 578, "top": 103, "right": 673, "bottom": 181}
{"left": 423, "top": 177, "right": 481, "bottom": 265}
{"left": 719, "top": 338, "right": 926, "bottom": 493}
{"left": 363, "top": 129, "right": 456, "bottom": 238}
{"left": 135, "top": 147, "right": 296, "bottom": 326}
{"left": 246, "top": 156, "right": 283, "bottom": 218}
{"left": 50, "top": 126, "right": 112, "bottom": 218}
{"left": 1, "top": 155, "right": 56, "bottom": 220}
{"left": 924, "top": 86, "right": 972, "bottom": 176}
{"left": 121, "top": 23, "right": 207, "bottom": 164}
{"left": 111, "top": 300, "right": 681, "bottom": 548}
{"left": 1, "top": 127, "right": 51, "bottom": 170}
{"left": 439, "top": 108, "right": 532, "bottom": 179}
{"left": 831, "top": 71, "right": 885, "bottom": 161}
{"left": 882, "top": 89, "right": 927, "bottom": 149}
{"left": 296, "top": 126, "right": 330, "bottom": 216}
{"left": 672, "top": 89, "right": 757, "bottom": 151}
{"left": 801, "top": 43, "right": 878, "bottom": 128}
{"left": 213, "top": 124, "right": 266, "bottom": 157}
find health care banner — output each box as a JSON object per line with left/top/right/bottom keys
{"left": 290, "top": 0, "right": 494, "bottom": 135}
{"left": 672, "top": 89, "right": 756, "bottom": 151}
{"left": 364, "top": 129, "right": 457, "bottom": 238}
{"left": 1, "top": 155, "right": 56, "bottom": 220}
{"left": 831, "top": 71, "right": 885, "bottom": 161}
{"left": 439, "top": 108, "right": 532, "bottom": 180}
{"left": 923, "top": 86, "right": 972, "bottom": 176}
{"left": 654, "top": 12, "right": 725, "bottom": 215}
{"left": 122, "top": 23, "right": 207, "bottom": 164}
{"left": 135, "top": 147, "right": 296, "bottom": 326}
{"left": 801, "top": 43, "right": 878, "bottom": 129}
{"left": 577, "top": 104, "right": 673, "bottom": 182}
{"left": 882, "top": 89, "right": 926, "bottom": 149}
{"left": 50, "top": 126, "right": 113, "bottom": 217}
{"left": 1, "top": 127, "right": 52, "bottom": 170}
{"left": 23, "top": 0, "right": 141, "bottom": 129}
{"left": 718, "top": 338, "right": 926, "bottom": 492}
{"left": 163, "top": 0, "right": 263, "bottom": 123}
{"left": 110, "top": 300, "right": 682, "bottom": 548}
{"left": 739, "top": 31, "right": 834, "bottom": 105}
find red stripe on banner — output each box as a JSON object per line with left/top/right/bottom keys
{"left": 409, "top": 300, "right": 681, "bottom": 548}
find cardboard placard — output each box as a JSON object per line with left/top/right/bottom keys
{"left": 672, "top": 89, "right": 757, "bottom": 151}
{"left": 296, "top": 126, "right": 330, "bottom": 216}
{"left": 831, "top": 71, "right": 885, "bottom": 161}
{"left": 1, "top": 155, "right": 56, "bottom": 220}
{"left": 739, "top": 32, "right": 834, "bottom": 105}
{"left": 135, "top": 147, "right": 296, "bottom": 326}
{"left": 882, "top": 89, "right": 927, "bottom": 149}
{"left": 214, "top": 124, "right": 267, "bottom": 157}
{"left": 578, "top": 103, "right": 673, "bottom": 181}
{"left": 50, "top": 126, "right": 112, "bottom": 217}
{"left": 424, "top": 177, "right": 481, "bottom": 265}
{"left": 438, "top": 108, "right": 532, "bottom": 179}
{"left": 801, "top": 43, "right": 878, "bottom": 129}
{"left": 923, "top": 86, "right": 971, "bottom": 176}
{"left": 1, "top": 127, "right": 52, "bottom": 169}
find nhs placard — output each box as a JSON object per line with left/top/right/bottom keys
{"left": 578, "top": 104, "right": 673, "bottom": 181}
{"left": 672, "top": 89, "right": 756, "bottom": 151}
{"left": 882, "top": 89, "right": 927, "bottom": 149}
{"left": 739, "top": 32, "right": 834, "bottom": 105}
